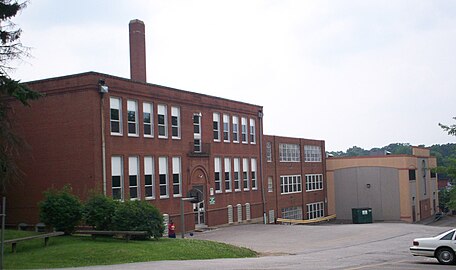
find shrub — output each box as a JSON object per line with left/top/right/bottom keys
{"left": 39, "top": 185, "right": 82, "bottom": 234}
{"left": 112, "top": 200, "right": 164, "bottom": 239}
{"left": 83, "top": 194, "right": 118, "bottom": 230}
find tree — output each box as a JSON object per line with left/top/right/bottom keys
{"left": 0, "top": 0, "right": 42, "bottom": 192}
{"left": 439, "top": 117, "right": 456, "bottom": 136}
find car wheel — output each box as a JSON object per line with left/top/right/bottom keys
{"left": 436, "top": 248, "right": 455, "bottom": 265}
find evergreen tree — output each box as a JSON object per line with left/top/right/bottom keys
{"left": 0, "top": 1, "right": 42, "bottom": 192}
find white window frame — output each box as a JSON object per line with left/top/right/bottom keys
{"left": 268, "top": 176, "right": 273, "bottom": 192}
{"left": 171, "top": 106, "right": 181, "bottom": 139}
{"left": 243, "top": 158, "right": 249, "bottom": 191}
{"left": 304, "top": 145, "right": 322, "bottom": 162}
{"left": 128, "top": 156, "right": 139, "bottom": 200}
{"left": 193, "top": 113, "right": 202, "bottom": 152}
{"left": 144, "top": 156, "right": 155, "bottom": 199}
{"left": 307, "top": 201, "right": 325, "bottom": 220}
{"left": 172, "top": 157, "right": 182, "bottom": 197}
{"left": 266, "top": 142, "right": 272, "bottom": 162}
{"left": 249, "top": 119, "right": 256, "bottom": 144}
{"left": 281, "top": 206, "right": 303, "bottom": 220}
{"left": 110, "top": 97, "right": 122, "bottom": 135}
{"left": 224, "top": 158, "right": 232, "bottom": 192}
{"left": 280, "top": 175, "right": 302, "bottom": 194}
{"left": 215, "top": 157, "right": 222, "bottom": 193}
{"left": 143, "top": 102, "right": 153, "bottom": 138}
{"left": 251, "top": 158, "right": 257, "bottom": 190}
{"left": 279, "top": 143, "right": 301, "bottom": 162}
{"left": 241, "top": 117, "right": 248, "bottom": 144}
{"left": 111, "top": 156, "right": 123, "bottom": 200}
{"left": 306, "top": 174, "right": 324, "bottom": 192}
{"left": 234, "top": 158, "right": 241, "bottom": 192}
{"left": 213, "top": 112, "right": 221, "bottom": 142}
{"left": 223, "top": 114, "right": 230, "bottom": 142}
{"left": 232, "top": 116, "right": 239, "bottom": 143}
{"left": 158, "top": 104, "right": 168, "bottom": 138}
{"left": 159, "top": 157, "right": 169, "bottom": 198}
{"left": 127, "top": 100, "right": 139, "bottom": 136}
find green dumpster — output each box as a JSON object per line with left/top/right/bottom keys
{"left": 352, "top": 208, "right": 372, "bottom": 224}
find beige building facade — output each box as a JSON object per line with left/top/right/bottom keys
{"left": 326, "top": 147, "right": 438, "bottom": 223}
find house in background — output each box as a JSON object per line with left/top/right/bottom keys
{"left": 326, "top": 147, "right": 438, "bottom": 223}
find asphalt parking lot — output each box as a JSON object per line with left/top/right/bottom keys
{"left": 63, "top": 218, "right": 456, "bottom": 270}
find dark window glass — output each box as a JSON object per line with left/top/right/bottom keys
{"left": 158, "top": 126, "right": 166, "bottom": 136}
{"left": 160, "top": 185, "right": 167, "bottom": 196}
{"left": 173, "top": 185, "right": 180, "bottom": 195}
{"left": 431, "top": 171, "right": 436, "bottom": 178}
{"left": 172, "top": 116, "right": 178, "bottom": 126}
{"left": 112, "top": 176, "right": 121, "bottom": 187}
{"left": 225, "top": 181, "right": 230, "bottom": 190}
{"left": 158, "top": 115, "right": 165, "bottom": 125}
{"left": 409, "top": 170, "right": 416, "bottom": 180}
{"left": 111, "top": 109, "right": 119, "bottom": 120}
{"left": 144, "top": 112, "right": 150, "bottom": 123}
{"left": 172, "top": 127, "right": 179, "bottom": 137}
{"left": 145, "top": 175, "right": 152, "bottom": 185}
{"left": 128, "top": 123, "right": 136, "bottom": 134}
{"left": 159, "top": 174, "right": 166, "bottom": 185}
{"left": 145, "top": 187, "right": 153, "bottom": 197}
{"left": 112, "top": 189, "right": 122, "bottom": 200}
{"left": 173, "top": 174, "right": 179, "bottom": 184}
{"left": 111, "top": 122, "right": 120, "bottom": 133}
{"left": 130, "top": 187, "right": 137, "bottom": 198}
{"left": 128, "top": 111, "right": 135, "bottom": 122}
{"left": 144, "top": 125, "right": 151, "bottom": 135}
{"left": 441, "top": 231, "right": 455, "bottom": 241}
{"left": 129, "top": 176, "right": 137, "bottom": 186}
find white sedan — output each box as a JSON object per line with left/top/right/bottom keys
{"left": 410, "top": 228, "right": 456, "bottom": 265}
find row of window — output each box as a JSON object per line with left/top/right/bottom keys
{"left": 280, "top": 202, "right": 325, "bottom": 220}
{"left": 280, "top": 174, "right": 324, "bottom": 194}
{"left": 214, "top": 157, "right": 258, "bottom": 193}
{"left": 110, "top": 97, "right": 258, "bottom": 147}
{"left": 111, "top": 156, "right": 182, "bottom": 200}
{"left": 266, "top": 143, "right": 323, "bottom": 163}
{"left": 213, "top": 113, "right": 256, "bottom": 144}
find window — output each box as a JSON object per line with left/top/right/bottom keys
{"left": 223, "top": 114, "right": 230, "bottom": 142}
{"left": 249, "top": 119, "right": 256, "bottom": 144}
{"left": 158, "top": 104, "right": 167, "bottom": 138}
{"left": 129, "top": 156, "right": 139, "bottom": 199}
{"left": 409, "top": 169, "right": 416, "bottom": 181}
{"left": 232, "top": 116, "right": 239, "bottom": 143}
{"left": 304, "top": 145, "right": 322, "bottom": 162}
{"left": 234, "top": 158, "right": 241, "bottom": 191}
{"left": 172, "top": 157, "right": 182, "bottom": 197}
{"left": 307, "top": 202, "right": 324, "bottom": 220}
{"left": 251, "top": 158, "right": 257, "bottom": 190}
{"left": 224, "top": 158, "right": 232, "bottom": 192}
{"left": 268, "top": 176, "right": 273, "bottom": 192}
{"left": 143, "top": 102, "right": 153, "bottom": 137}
{"left": 214, "top": 157, "right": 222, "bottom": 193}
{"left": 241, "top": 117, "right": 248, "bottom": 143}
{"left": 243, "top": 158, "right": 249, "bottom": 190}
{"left": 431, "top": 170, "right": 436, "bottom": 178}
{"left": 144, "top": 156, "right": 154, "bottom": 199}
{"left": 111, "top": 156, "right": 123, "bottom": 200}
{"left": 306, "top": 174, "right": 323, "bottom": 192}
{"left": 110, "top": 97, "right": 122, "bottom": 135}
{"left": 266, "top": 142, "right": 272, "bottom": 162}
{"left": 441, "top": 231, "right": 455, "bottom": 241}
{"left": 280, "top": 175, "right": 302, "bottom": 194}
{"left": 279, "top": 144, "right": 300, "bottom": 162}
{"left": 213, "top": 113, "right": 220, "bottom": 142}
{"left": 127, "top": 100, "right": 138, "bottom": 136}
{"left": 281, "top": 206, "right": 302, "bottom": 220}
{"left": 171, "top": 107, "right": 180, "bottom": 139}
{"left": 193, "top": 113, "right": 202, "bottom": 152}
{"left": 159, "top": 157, "right": 168, "bottom": 198}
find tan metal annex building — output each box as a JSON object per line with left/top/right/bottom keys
{"left": 326, "top": 147, "right": 438, "bottom": 223}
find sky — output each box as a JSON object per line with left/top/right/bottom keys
{"left": 10, "top": 0, "right": 456, "bottom": 151}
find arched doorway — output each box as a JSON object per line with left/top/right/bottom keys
{"left": 190, "top": 167, "right": 208, "bottom": 228}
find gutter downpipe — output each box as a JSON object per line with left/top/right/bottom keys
{"left": 100, "top": 84, "right": 107, "bottom": 196}
{"left": 258, "top": 109, "right": 266, "bottom": 224}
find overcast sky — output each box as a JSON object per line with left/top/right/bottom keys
{"left": 11, "top": 0, "right": 456, "bottom": 151}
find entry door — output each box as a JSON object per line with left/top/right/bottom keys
{"left": 192, "top": 185, "right": 205, "bottom": 227}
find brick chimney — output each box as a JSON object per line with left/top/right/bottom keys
{"left": 129, "top": 19, "right": 147, "bottom": 82}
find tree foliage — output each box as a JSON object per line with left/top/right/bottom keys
{"left": 38, "top": 185, "right": 83, "bottom": 234}
{"left": 83, "top": 194, "right": 118, "bottom": 230}
{"left": 439, "top": 117, "right": 456, "bottom": 137}
{"left": 0, "top": 0, "right": 42, "bottom": 192}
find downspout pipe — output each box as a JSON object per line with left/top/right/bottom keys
{"left": 258, "top": 109, "right": 266, "bottom": 224}
{"left": 99, "top": 80, "right": 108, "bottom": 196}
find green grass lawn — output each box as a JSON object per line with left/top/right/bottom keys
{"left": 3, "top": 230, "right": 257, "bottom": 269}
